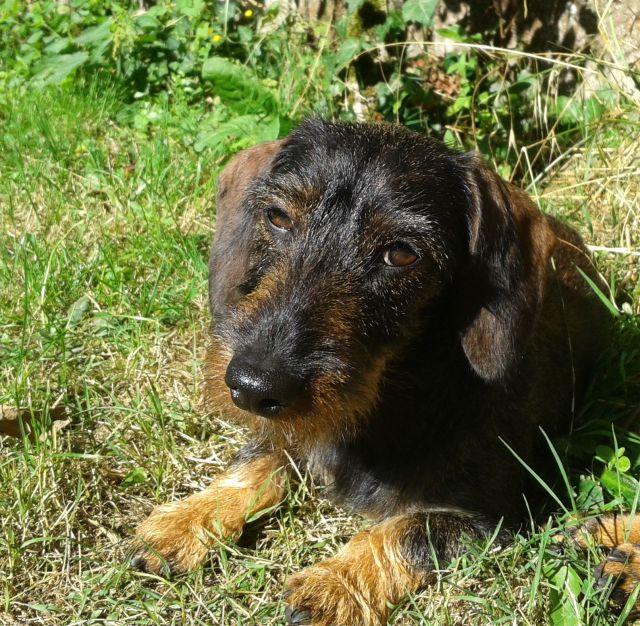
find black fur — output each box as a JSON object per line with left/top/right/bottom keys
{"left": 206, "top": 119, "right": 610, "bottom": 610}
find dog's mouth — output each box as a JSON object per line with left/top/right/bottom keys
{"left": 204, "top": 337, "right": 387, "bottom": 447}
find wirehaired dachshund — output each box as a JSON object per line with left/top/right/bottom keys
{"left": 133, "top": 119, "right": 633, "bottom": 625}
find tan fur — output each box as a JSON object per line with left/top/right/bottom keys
{"left": 567, "top": 513, "right": 640, "bottom": 612}
{"left": 204, "top": 333, "right": 387, "bottom": 452}
{"left": 570, "top": 513, "right": 640, "bottom": 550}
{"left": 596, "top": 543, "right": 640, "bottom": 608}
{"left": 202, "top": 336, "right": 249, "bottom": 423}
{"left": 285, "top": 515, "right": 427, "bottom": 626}
{"left": 134, "top": 454, "right": 286, "bottom": 574}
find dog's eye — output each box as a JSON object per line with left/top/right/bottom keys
{"left": 266, "top": 207, "right": 294, "bottom": 232}
{"left": 383, "top": 242, "right": 419, "bottom": 267}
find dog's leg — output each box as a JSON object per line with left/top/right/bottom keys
{"left": 569, "top": 513, "right": 640, "bottom": 612}
{"left": 133, "top": 446, "right": 287, "bottom": 575}
{"left": 284, "top": 511, "right": 498, "bottom": 626}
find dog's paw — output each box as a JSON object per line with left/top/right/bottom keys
{"left": 132, "top": 494, "right": 233, "bottom": 576}
{"left": 131, "top": 456, "right": 287, "bottom": 576}
{"left": 594, "top": 543, "right": 640, "bottom": 611}
{"left": 284, "top": 559, "right": 387, "bottom": 626}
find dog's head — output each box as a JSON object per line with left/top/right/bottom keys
{"left": 205, "top": 120, "right": 554, "bottom": 447}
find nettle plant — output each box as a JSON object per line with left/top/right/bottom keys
{"left": 0, "top": 0, "right": 614, "bottom": 176}
{"left": 1, "top": 0, "right": 257, "bottom": 94}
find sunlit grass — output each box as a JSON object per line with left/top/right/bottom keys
{"left": 1, "top": 65, "right": 639, "bottom": 626}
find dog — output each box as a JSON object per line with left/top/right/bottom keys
{"left": 133, "top": 119, "right": 635, "bottom": 624}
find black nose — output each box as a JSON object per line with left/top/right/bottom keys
{"left": 224, "top": 357, "right": 304, "bottom": 418}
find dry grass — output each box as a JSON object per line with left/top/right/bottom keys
{"left": 540, "top": 114, "right": 640, "bottom": 315}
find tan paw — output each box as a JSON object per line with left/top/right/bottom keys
{"left": 284, "top": 558, "right": 387, "bottom": 626}
{"left": 132, "top": 492, "right": 234, "bottom": 575}
{"left": 284, "top": 516, "right": 428, "bottom": 625}
{"left": 132, "top": 456, "right": 287, "bottom": 576}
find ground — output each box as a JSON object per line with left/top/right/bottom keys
{"left": 0, "top": 78, "right": 639, "bottom": 626}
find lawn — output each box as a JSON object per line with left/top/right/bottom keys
{"left": 1, "top": 7, "right": 640, "bottom": 626}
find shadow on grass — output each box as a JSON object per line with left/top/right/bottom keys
{"left": 564, "top": 313, "right": 640, "bottom": 509}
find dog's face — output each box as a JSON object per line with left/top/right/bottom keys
{"left": 205, "top": 120, "right": 553, "bottom": 447}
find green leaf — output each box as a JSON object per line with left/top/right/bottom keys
{"left": 443, "top": 129, "right": 457, "bottom": 148}
{"left": 121, "top": 468, "right": 147, "bottom": 488}
{"left": 547, "top": 565, "right": 583, "bottom": 626}
{"left": 553, "top": 95, "right": 606, "bottom": 127}
{"left": 44, "top": 38, "right": 71, "bottom": 55}
{"left": 401, "top": 0, "right": 438, "bottom": 25}
{"left": 135, "top": 13, "right": 161, "bottom": 31}
{"left": 576, "top": 477, "right": 605, "bottom": 509}
{"left": 435, "top": 26, "right": 466, "bottom": 42}
{"left": 195, "top": 114, "right": 281, "bottom": 154}
{"left": 176, "top": 0, "right": 205, "bottom": 18}
{"left": 66, "top": 295, "right": 91, "bottom": 329}
{"left": 334, "top": 37, "right": 362, "bottom": 70}
{"left": 448, "top": 95, "right": 472, "bottom": 114}
{"left": 616, "top": 455, "right": 631, "bottom": 473}
{"left": 75, "top": 20, "right": 113, "bottom": 63}
{"left": 508, "top": 80, "right": 533, "bottom": 95}
{"left": 595, "top": 445, "right": 615, "bottom": 464}
{"left": 75, "top": 20, "right": 113, "bottom": 46}
{"left": 255, "top": 115, "right": 281, "bottom": 142}
{"left": 202, "top": 57, "right": 278, "bottom": 115}
{"left": 32, "top": 52, "right": 89, "bottom": 85}
{"left": 374, "top": 10, "right": 405, "bottom": 39}
{"left": 601, "top": 468, "right": 640, "bottom": 506}
{"left": 194, "top": 114, "right": 262, "bottom": 153}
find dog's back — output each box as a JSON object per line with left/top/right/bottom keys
{"left": 532, "top": 213, "right": 610, "bottom": 431}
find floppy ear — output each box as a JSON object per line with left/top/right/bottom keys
{"left": 459, "top": 153, "right": 556, "bottom": 382}
{"left": 208, "top": 140, "right": 283, "bottom": 317}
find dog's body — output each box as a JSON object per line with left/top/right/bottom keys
{"left": 134, "top": 120, "right": 622, "bottom": 624}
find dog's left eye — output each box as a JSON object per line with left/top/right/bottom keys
{"left": 383, "top": 242, "right": 420, "bottom": 267}
{"left": 266, "top": 207, "right": 294, "bottom": 232}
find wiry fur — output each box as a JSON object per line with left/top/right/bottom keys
{"left": 566, "top": 513, "right": 640, "bottom": 613}
{"left": 133, "top": 453, "right": 286, "bottom": 574}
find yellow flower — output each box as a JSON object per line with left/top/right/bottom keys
{"left": 212, "top": 33, "right": 222, "bottom": 43}
{"left": 243, "top": 9, "right": 253, "bottom": 17}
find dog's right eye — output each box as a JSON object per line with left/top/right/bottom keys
{"left": 383, "top": 241, "right": 420, "bottom": 268}
{"left": 266, "top": 207, "right": 294, "bottom": 233}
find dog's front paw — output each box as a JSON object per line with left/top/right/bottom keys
{"left": 131, "top": 454, "right": 287, "bottom": 576}
{"left": 132, "top": 493, "right": 233, "bottom": 576}
{"left": 284, "top": 559, "right": 387, "bottom": 626}
{"left": 284, "top": 516, "right": 429, "bottom": 625}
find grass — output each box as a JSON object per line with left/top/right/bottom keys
{"left": 1, "top": 64, "right": 639, "bottom": 625}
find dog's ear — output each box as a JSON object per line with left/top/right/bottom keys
{"left": 459, "top": 153, "right": 555, "bottom": 382}
{"left": 209, "top": 140, "right": 283, "bottom": 317}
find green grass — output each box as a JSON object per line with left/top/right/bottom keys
{"left": 1, "top": 74, "right": 639, "bottom": 626}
